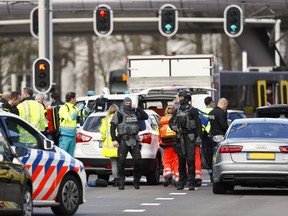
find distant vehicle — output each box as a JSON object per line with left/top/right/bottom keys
{"left": 0, "top": 132, "right": 32, "bottom": 216}
{"left": 0, "top": 111, "right": 86, "bottom": 215}
{"left": 107, "top": 69, "right": 128, "bottom": 94}
{"left": 256, "top": 104, "right": 288, "bottom": 118}
{"left": 214, "top": 71, "right": 288, "bottom": 117}
{"left": 74, "top": 109, "right": 162, "bottom": 185}
{"left": 213, "top": 118, "right": 288, "bottom": 194}
{"left": 227, "top": 110, "right": 246, "bottom": 122}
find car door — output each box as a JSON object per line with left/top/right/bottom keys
{"left": 0, "top": 131, "right": 23, "bottom": 210}
{"left": 2, "top": 115, "right": 57, "bottom": 200}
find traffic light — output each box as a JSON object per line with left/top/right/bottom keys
{"left": 159, "top": 4, "right": 178, "bottom": 37}
{"left": 94, "top": 4, "right": 113, "bottom": 37}
{"left": 224, "top": 4, "right": 243, "bottom": 38}
{"left": 30, "top": 7, "right": 38, "bottom": 39}
{"left": 33, "top": 58, "right": 52, "bottom": 93}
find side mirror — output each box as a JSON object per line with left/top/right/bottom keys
{"left": 44, "top": 139, "right": 54, "bottom": 150}
{"left": 212, "top": 135, "right": 224, "bottom": 143}
{"left": 15, "top": 146, "right": 28, "bottom": 157}
{"left": 227, "top": 119, "right": 232, "bottom": 126}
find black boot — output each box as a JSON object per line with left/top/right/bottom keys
{"left": 134, "top": 181, "right": 140, "bottom": 189}
{"left": 118, "top": 181, "right": 125, "bottom": 190}
{"left": 164, "top": 174, "right": 173, "bottom": 187}
{"left": 188, "top": 182, "right": 195, "bottom": 191}
{"left": 112, "top": 178, "right": 118, "bottom": 187}
{"left": 195, "top": 179, "right": 202, "bottom": 187}
{"left": 177, "top": 181, "right": 185, "bottom": 190}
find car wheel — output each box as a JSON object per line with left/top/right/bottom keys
{"left": 21, "top": 186, "right": 33, "bottom": 216}
{"left": 146, "top": 158, "right": 160, "bottom": 185}
{"left": 98, "top": 174, "right": 110, "bottom": 182}
{"left": 51, "top": 175, "right": 81, "bottom": 216}
{"left": 213, "top": 181, "right": 227, "bottom": 194}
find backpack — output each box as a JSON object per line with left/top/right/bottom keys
{"left": 198, "top": 109, "right": 209, "bottom": 127}
{"left": 46, "top": 105, "right": 62, "bottom": 133}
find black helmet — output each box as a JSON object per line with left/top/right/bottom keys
{"left": 178, "top": 90, "right": 191, "bottom": 101}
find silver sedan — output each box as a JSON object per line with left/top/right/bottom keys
{"left": 212, "top": 118, "right": 288, "bottom": 194}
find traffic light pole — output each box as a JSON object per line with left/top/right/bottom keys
{"left": 38, "top": 0, "right": 53, "bottom": 84}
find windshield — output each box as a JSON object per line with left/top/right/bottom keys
{"left": 228, "top": 122, "right": 288, "bottom": 139}
{"left": 83, "top": 116, "right": 105, "bottom": 132}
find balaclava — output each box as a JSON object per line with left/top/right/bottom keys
{"left": 123, "top": 97, "right": 132, "bottom": 111}
{"left": 178, "top": 90, "right": 191, "bottom": 106}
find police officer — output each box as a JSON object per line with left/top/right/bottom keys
{"left": 169, "top": 90, "right": 202, "bottom": 190}
{"left": 110, "top": 97, "right": 148, "bottom": 190}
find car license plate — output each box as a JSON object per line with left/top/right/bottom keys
{"left": 247, "top": 153, "right": 275, "bottom": 160}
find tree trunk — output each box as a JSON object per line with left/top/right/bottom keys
{"left": 86, "top": 36, "right": 95, "bottom": 91}
{"left": 221, "top": 34, "right": 232, "bottom": 70}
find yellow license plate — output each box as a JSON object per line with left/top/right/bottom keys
{"left": 247, "top": 153, "right": 275, "bottom": 160}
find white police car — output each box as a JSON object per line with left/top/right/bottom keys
{"left": 0, "top": 111, "right": 86, "bottom": 215}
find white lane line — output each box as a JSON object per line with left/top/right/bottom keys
{"left": 155, "top": 197, "right": 175, "bottom": 200}
{"left": 169, "top": 192, "right": 187, "bottom": 195}
{"left": 202, "top": 179, "right": 211, "bottom": 183}
{"left": 141, "top": 203, "right": 161, "bottom": 206}
{"left": 123, "top": 209, "right": 146, "bottom": 213}
{"left": 202, "top": 184, "right": 208, "bottom": 186}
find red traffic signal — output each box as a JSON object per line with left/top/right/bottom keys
{"left": 94, "top": 4, "right": 113, "bottom": 37}
{"left": 33, "top": 58, "right": 52, "bottom": 93}
{"left": 30, "top": 7, "right": 38, "bottom": 39}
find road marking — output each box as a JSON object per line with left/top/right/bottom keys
{"left": 141, "top": 203, "right": 161, "bottom": 206}
{"left": 202, "top": 184, "right": 208, "bottom": 186}
{"left": 169, "top": 192, "right": 187, "bottom": 195}
{"left": 202, "top": 179, "right": 211, "bottom": 183}
{"left": 123, "top": 209, "right": 146, "bottom": 213}
{"left": 155, "top": 197, "right": 174, "bottom": 200}
{"left": 183, "top": 187, "right": 199, "bottom": 191}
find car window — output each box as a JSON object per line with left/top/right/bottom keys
{"left": 149, "top": 115, "right": 159, "bottom": 131}
{"left": 228, "top": 122, "right": 288, "bottom": 139}
{"left": 4, "top": 116, "right": 43, "bottom": 149}
{"left": 83, "top": 116, "right": 105, "bottom": 132}
{"left": 228, "top": 113, "right": 245, "bottom": 121}
{"left": 0, "top": 134, "right": 12, "bottom": 162}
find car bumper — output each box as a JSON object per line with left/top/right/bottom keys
{"left": 213, "top": 162, "right": 288, "bottom": 186}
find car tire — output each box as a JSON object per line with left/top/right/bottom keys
{"left": 51, "top": 175, "right": 81, "bottom": 216}
{"left": 98, "top": 174, "right": 110, "bottom": 182}
{"left": 21, "top": 186, "right": 33, "bottom": 216}
{"left": 213, "top": 181, "right": 227, "bottom": 194}
{"left": 146, "top": 158, "right": 160, "bottom": 185}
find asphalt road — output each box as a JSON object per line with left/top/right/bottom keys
{"left": 34, "top": 172, "right": 288, "bottom": 216}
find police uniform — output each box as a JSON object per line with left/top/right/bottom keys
{"left": 169, "top": 91, "right": 202, "bottom": 190}
{"left": 110, "top": 97, "right": 148, "bottom": 190}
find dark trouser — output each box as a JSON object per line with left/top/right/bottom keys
{"left": 117, "top": 139, "right": 142, "bottom": 183}
{"left": 176, "top": 134, "right": 196, "bottom": 184}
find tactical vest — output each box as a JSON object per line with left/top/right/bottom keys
{"left": 117, "top": 110, "right": 139, "bottom": 136}
{"left": 176, "top": 106, "right": 196, "bottom": 133}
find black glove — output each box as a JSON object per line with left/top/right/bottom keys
{"left": 195, "top": 136, "right": 202, "bottom": 146}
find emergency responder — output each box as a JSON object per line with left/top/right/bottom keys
{"left": 0, "top": 92, "right": 10, "bottom": 110}
{"left": 159, "top": 105, "right": 179, "bottom": 187}
{"left": 110, "top": 97, "right": 148, "bottom": 190}
{"left": 51, "top": 92, "right": 64, "bottom": 106}
{"left": 35, "top": 93, "right": 49, "bottom": 109}
{"left": 2, "top": 91, "right": 20, "bottom": 115}
{"left": 58, "top": 92, "right": 85, "bottom": 156}
{"left": 202, "top": 96, "right": 215, "bottom": 182}
{"left": 169, "top": 90, "right": 202, "bottom": 190}
{"left": 100, "top": 104, "right": 119, "bottom": 187}
{"left": 17, "top": 87, "right": 46, "bottom": 132}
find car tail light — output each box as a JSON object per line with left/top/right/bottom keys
{"left": 139, "top": 133, "right": 152, "bottom": 144}
{"left": 219, "top": 145, "right": 243, "bottom": 153}
{"left": 279, "top": 146, "right": 288, "bottom": 153}
{"left": 76, "top": 132, "right": 92, "bottom": 143}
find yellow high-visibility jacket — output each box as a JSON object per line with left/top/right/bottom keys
{"left": 100, "top": 113, "right": 118, "bottom": 158}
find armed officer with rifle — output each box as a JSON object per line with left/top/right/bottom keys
{"left": 169, "top": 90, "right": 203, "bottom": 190}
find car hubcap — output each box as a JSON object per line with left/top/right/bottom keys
{"left": 23, "top": 191, "right": 32, "bottom": 216}
{"left": 62, "top": 180, "right": 79, "bottom": 211}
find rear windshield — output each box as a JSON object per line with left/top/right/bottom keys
{"left": 228, "top": 122, "right": 288, "bottom": 139}
{"left": 83, "top": 116, "right": 105, "bottom": 132}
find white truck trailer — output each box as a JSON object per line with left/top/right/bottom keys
{"left": 126, "top": 54, "right": 219, "bottom": 93}
{"left": 126, "top": 54, "right": 218, "bottom": 110}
